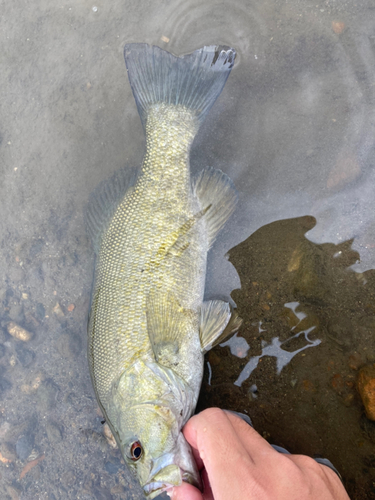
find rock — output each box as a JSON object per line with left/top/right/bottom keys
{"left": 37, "top": 379, "right": 58, "bottom": 410}
{"left": 348, "top": 352, "right": 362, "bottom": 370}
{"left": 7, "top": 322, "right": 32, "bottom": 342}
{"left": 35, "top": 303, "right": 45, "bottom": 321}
{"left": 104, "top": 457, "right": 122, "bottom": 474}
{"left": 8, "top": 303, "right": 24, "bottom": 323}
{"left": 45, "top": 422, "right": 63, "bottom": 443}
{"left": 0, "top": 375, "right": 12, "bottom": 394}
{"left": 16, "top": 434, "right": 34, "bottom": 460}
{"left": 9, "top": 354, "right": 17, "bottom": 367}
{"left": 357, "top": 364, "right": 375, "bottom": 420}
{"left": 15, "top": 344, "right": 35, "bottom": 367}
{"left": 332, "top": 21, "right": 345, "bottom": 34}
{"left": 53, "top": 303, "right": 64, "bottom": 318}
{"left": 56, "top": 332, "right": 82, "bottom": 358}
{"left": 0, "top": 442, "right": 16, "bottom": 462}
{"left": 21, "top": 372, "right": 45, "bottom": 394}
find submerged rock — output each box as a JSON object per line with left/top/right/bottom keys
{"left": 7, "top": 322, "right": 32, "bottom": 342}
{"left": 16, "top": 434, "right": 34, "bottom": 460}
{"left": 357, "top": 364, "right": 375, "bottom": 420}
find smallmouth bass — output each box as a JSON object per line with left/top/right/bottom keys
{"left": 86, "top": 43, "right": 241, "bottom": 498}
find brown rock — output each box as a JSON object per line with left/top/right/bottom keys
{"left": 348, "top": 352, "right": 362, "bottom": 370}
{"left": 52, "top": 302, "right": 64, "bottom": 318}
{"left": 7, "top": 322, "right": 32, "bottom": 342}
{"left": 357, "top": 364, "right": 375, "bottom": 420}
{"left": 332, "top": 21, "right": 345, "bottom": 34}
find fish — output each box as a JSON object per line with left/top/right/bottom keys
{"left": 86, "top": 43, "right": 241, "bottom": 499}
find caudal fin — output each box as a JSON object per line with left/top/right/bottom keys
{"left": 124, "top": 43, "right": 236, "bottom": 128}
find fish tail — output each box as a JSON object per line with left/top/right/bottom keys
{"left": 123, "top": 43, "right": 236, "bottom": 128}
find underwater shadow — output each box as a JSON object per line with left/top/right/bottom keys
{"left": 198, "top": 215, "right": 375, "bottom": 500}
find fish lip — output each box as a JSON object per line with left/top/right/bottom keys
{"left": 143, "top": 470, "right": 201, "bottom": 498}
{"left": 143, "top": 482, "right": 168, "bottom": 499}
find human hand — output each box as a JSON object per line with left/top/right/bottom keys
{"left": 170, "top": 408, "right": 350, "bottom": 500}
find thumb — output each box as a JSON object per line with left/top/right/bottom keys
{"left": 169, "top": 481, "right": 204, "bottom": 500}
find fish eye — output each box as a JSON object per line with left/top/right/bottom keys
{"left": 130, "top": 441, "right": 143, "bottom": 461}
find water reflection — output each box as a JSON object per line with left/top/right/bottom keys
{"left": 198, "top": 216, "right": 375, "bottom": 499}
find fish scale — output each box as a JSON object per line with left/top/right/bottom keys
{"left": 89, "top": 105, "right": 204, "bottom": 413}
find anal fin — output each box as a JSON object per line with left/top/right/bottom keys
{"left": 200, "top": 300, "right": 242, "bottom": 353}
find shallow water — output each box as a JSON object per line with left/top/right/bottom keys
{"left": 1, "top": 0, "right": 375, "bottom": 499}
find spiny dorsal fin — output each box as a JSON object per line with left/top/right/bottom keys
{"left": 200, "top": 300, "right": 242, "bottom": 353}
{"left": 86, "top": 167, "right": 138, "bottom": 253}
{"left": 193, "top": 167, "right": 238, "bottom": 248}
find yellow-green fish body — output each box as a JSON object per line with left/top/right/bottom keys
{"left": 87, "top": 44, "right": 240, "bottom": 498}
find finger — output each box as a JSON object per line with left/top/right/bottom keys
{"left": 223, "top": 410, "right": 276, "bottom": 461}
{"left": 169, "top": 481, "right": 204, "bottom": 500}
{"left": 182, "top": 421, "right": 204, "bottom": 471}
{"left": 183, "top": 408, "right": 257, "bottom": 500}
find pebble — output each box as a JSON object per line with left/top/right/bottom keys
{"left": 348, "top": 352, "right": 362, "bottom": 370}
{"left": 332, "top": 21, "right": 345, "bottom": 34}
{"left": 45, "top": 422, "right": 63, "bottom": 443}
{"left": 357, "top": 364, "right": 375, "bottom": 420}
{"left": 16, "top": 434, "right": 34, "bottom": 460}
{"left": 35, "top": 303, "right": 45, "bottom": 321}
{"left": 56, "top": 332, "right": 82, "bottom": 358}
{"left": 53, "top": 302, "right": 64, "bottom": 318}
{"left": 105, "top": 457, "right": 122, "bottom": 474}
{"left": 7, "top": 322, "right": 32, "bottom": 342}
{"left": 0, "top": 442, "right": 16, "bottom": 462}
{"left": 0, "top": 377, "right": 12, "bottom": 393}
{"left": 15, "top": 344, "right": 35, "bottom": 367}
{"left": 21, "top": 372, "right": 45, "bottom": 394}
{"left": 67, "top": 303, "right": 75, "bottom": 312}
{"left": 37, "top": 379, "right": 58, "bottom": 410}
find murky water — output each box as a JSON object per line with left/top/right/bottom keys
{"left": 1, "top": 0, "right": 375, "bottom": 499}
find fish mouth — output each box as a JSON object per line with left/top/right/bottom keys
{"left": 143, "top": 471, "right": 200, "bottom": 499}
{"left": 143, "top": 481, "right": 169, "bottom": 499}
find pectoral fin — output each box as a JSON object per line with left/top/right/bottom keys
{"left": 199, "top": 300, "right": 242, "bottom": 353}
{"left": 146, "top": 290, "right": 194, "bottom": 367}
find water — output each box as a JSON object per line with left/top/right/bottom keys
{"left": 1, "top": 0, "right": 375, "bottom": 498}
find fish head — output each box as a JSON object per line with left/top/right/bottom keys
{"left": 110, "top": 360, "right": 202, "bottom": 498}
{"left": 118, "top": 403, "right": 201, "bottom": 498}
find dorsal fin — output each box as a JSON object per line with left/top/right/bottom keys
{"left": 193, "top": 167, "right": 238, "bottom": 248}
{"left": 86, "top": 167, "right": 138, "bottom": 253}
